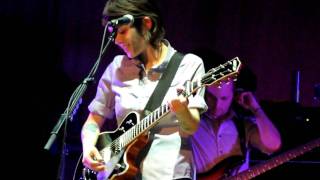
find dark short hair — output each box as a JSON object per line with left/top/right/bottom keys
{"left": 102, "top": 0, "right": 165, "bottom": 49}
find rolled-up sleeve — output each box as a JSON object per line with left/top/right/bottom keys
{"left": 185, "top": 54, "right": 208, "bottom": 114}
{"left": 88, "top": 62, "right": 115, "bottom": 119}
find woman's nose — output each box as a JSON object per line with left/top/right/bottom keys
{"left": 114, "top": 33, "right": 121, "bottom": 45}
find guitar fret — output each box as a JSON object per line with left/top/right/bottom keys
{"left": 271, "top": 161, "right": 277, "bottom": 168}
{"left": 141, "top": 120, "right": 144, "bottom": 133}
{"left": 136, "top": 123, "right": 140, "bottom": 135}
{"left": 147, "top": 115, "right": 151, "bottom": 127}
{"left": 157, "top": 108, "right": 160, "bottom": 118}
{"left": 153, "top": 110, "right": 156, "bottom": 122}
{"left": 142, "top": 116, "right": 146, "bottom": 129}
{"left": 132, "top": 126, "right": 135, "bottom": 140}
{"left": 119, "top": 137, "right": 123, "bottom": 149}
{"left": 117, "top": 138, "right": 120, "bottom": 150}
{"left": 141, "top": 120, "right": 146, "bottom": 129}
{"left": 136, "top": 124, "right": 138, "bottom": 136}
{"left": 127, "top": 130, "right": 130, "bottom": 145}
{"left": 119, "top": 137, "right": 122, "bottom": 149}
{"left": 123, "top": 135, "right": 126, "bottom": 148}
{"left": 153, "top": 111, "right": 156, "bottom": 123}
{"left": 111, "top": 140, "right": 116, "bottom": 152}
{"left": 116, "top": 139, "right": 120, "bottom": 151}
{"left": 147, "top": 115, "right": 150, "bottom": 127}
{"left": 129, "top": 129, "right": 132, "bottom": 143}
{"left": 136, "top": 124, "right": 139, "bottom": 136}
{"left": 122, "top": 133, "right": 129, "bottom": 147}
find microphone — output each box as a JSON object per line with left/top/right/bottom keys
{"left": 107, "top": 14, "right": 134, "bottom": 27}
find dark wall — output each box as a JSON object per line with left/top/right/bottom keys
{"left": 2, "top": 0, "right": 319, "bottom": 179}
{"left": 9, "top": 0, "right": 317, "bottom": 107}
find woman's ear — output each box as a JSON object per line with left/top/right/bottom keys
{"left": 142, "top": 16, "right": 153, "bottom": 31}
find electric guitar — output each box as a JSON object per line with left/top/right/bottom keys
{"left": 74, "top": 57, "right": 242, "bottom": 180}
{"left": 223, "top": 137, "right": 320, "bottom": 180}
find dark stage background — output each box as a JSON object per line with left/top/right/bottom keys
{"left": 2, "top": 0, "right": 319, "bottom": 179}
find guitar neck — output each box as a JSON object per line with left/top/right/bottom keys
{"left": 227, "top": 138, "right": 320, "bottom": 180}
{"left": 116, "top": 81, "right": 201, "bottom": 150}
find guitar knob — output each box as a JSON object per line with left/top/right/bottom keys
{"left": 119, "top": 127, "right": 125, "bottom": 132}
{"left": 126, "top": 119, "right": 135, "bottom": 125}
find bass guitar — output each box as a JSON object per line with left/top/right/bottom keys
{"left": 224, "top": 137, "right": 320, "bottom": 180}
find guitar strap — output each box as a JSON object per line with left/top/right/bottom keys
{"left": 143, "top": 52, "right": 185, "bottom": 115}
{"left": 220, "top": 114, "right": 248, "bottom": 176}
{"left": 134, "top": 52, "right": 184, "bottom": 176}
{"left": 232, "top": 102, "right": 250, "bottom": 159}
{"left": 232, "top": 114, "right": 248, "bottom": 157}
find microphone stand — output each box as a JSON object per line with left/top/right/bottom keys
{"left": 44, "top": 25, "right": 116, "bottom": 180}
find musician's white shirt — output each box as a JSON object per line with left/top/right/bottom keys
{"left": 89, "top": 40, "right": 207, "bottom": 179}
{"left": 191, "top": 113, "right": 269, "bottom": 175}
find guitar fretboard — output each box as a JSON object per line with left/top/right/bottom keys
{"left": 118, "top": 103, "right": 171, "bottom": 150}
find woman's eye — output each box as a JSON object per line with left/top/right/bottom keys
{"left": 118, "top": 28, "right": 128, "bottom": 35}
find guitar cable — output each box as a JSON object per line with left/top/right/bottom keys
{"left": 72, "top": 153, "right": 83, "bottom": 180}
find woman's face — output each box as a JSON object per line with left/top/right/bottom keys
{"left": 114, "top": 24, "right": 147, "bottom": 58}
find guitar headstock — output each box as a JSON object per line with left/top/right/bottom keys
{"left": 201, "top": 57, "right": 242, "bottom": 86}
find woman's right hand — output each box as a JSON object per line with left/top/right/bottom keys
{"left": 82, "top": 146, "right": 105, "bottom": 172}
